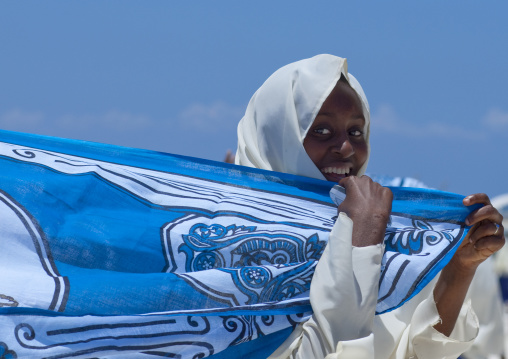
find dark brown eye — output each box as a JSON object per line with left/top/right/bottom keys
{"left": 314, "top": 128, "right": 331, "bottom": 135}
{"left": 349, "top": 130, "right": 362, "bottom": 137}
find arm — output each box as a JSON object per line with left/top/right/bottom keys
{"left": 269, "top": 213, "right": 384, "bottom": 359}
{"left": 269, "top": 176, "right": 393, "bottom": 358}
{"left": 336, "top": 193, "right": 497, "bottom": 359}
{"left": 433, "top": 193, "right": 505, "bottom": 336}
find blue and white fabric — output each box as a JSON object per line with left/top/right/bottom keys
{"left": 0, "top": 129, "right": 479, "bottom": 358}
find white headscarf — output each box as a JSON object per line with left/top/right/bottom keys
{"left": 235, "top": 54, "right": 371, "bottom": 180}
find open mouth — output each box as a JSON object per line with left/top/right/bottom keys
{"left": 322, "top": 167, "right": 351, "bottom": 176}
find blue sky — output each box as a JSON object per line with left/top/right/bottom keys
{"left": 1, "top": 1, "right": 507, "bottom": 199}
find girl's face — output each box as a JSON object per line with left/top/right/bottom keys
{"left": 303, "top": 79, "right": 368, "bottom": 182}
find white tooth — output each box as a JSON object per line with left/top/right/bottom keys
{"left": 325, "top": 167, "right": 350, "bottom": 175}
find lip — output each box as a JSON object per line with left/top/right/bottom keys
{"left": 322, "top": 172, "right": 348, "bottom": 182}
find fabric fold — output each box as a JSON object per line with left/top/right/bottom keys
{"left": 0, "top": 128, "right": 478, "bottom": 358}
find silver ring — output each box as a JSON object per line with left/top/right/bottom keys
{"left": 494, "top": 223, "right": 500, "bottom": 236}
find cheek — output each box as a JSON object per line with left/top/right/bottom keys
{"left": 355, "top": 142, "right": 369, "bottom": 166}
{"left": 303, "top": 139, "right": 323, "bottom": 164}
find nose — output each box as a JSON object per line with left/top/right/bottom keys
{"left": 331, "top": 135, "right": 355, "bottom": 158}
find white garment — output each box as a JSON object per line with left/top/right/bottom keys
{"left": 461, "top": 257, "right": 505, "bottom": 359}
{"left": 268, "top": 213, "right": 382, "bottom": 359}
{"left": 370, "top": 175, "right": 505, "bottom": 359}
{"left": 235, "top": 54, "right": 479, "bottom": 358}
{"left": 268, "top": 214, "right": 478, "bottom": 359}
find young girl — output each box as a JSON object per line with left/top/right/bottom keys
{"left": 235, "top": 54, "right": 505, "bottom": 359}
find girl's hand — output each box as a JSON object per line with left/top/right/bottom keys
{"left": 433, "top": 193, "right": 504, "bottom": 336}
{"left": 338, "top": 175, "right": 393, "bottom": 247}
{"left": 450, "top": 193, "right": 505, "bottom": 273}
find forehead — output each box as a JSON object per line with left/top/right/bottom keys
{"left": 319, "top": 79, "right": 364, "bottom": 114}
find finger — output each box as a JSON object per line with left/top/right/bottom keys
{"left": 465, "top": 204, "right": 503, "bottom": 226}
{"left": 338, "top": 176, "right": 353, "bottom": 188}
{"left": 463, "top": 193, "right": 491, "bottom": 207}
{"left": 468, "top": 221, "right": 503, "bottom": 244}
{"left": 496, "top": 223, "right": 505, "bottom": 237}
{"left": 339, "top": 175, "right": 365, "bottom": 189}
{"left": 472, "top": 235, "right": 505, "bottom": 258}
{"left": 382, "top": 186, "right": 394, "bottom": 202}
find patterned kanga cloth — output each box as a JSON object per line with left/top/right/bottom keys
{"left": 0, "top": 129, "right": 476, "bottom": 358}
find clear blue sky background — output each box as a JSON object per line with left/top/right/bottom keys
{"left": 1, "top": 1, "right": 507, "bottom": 198}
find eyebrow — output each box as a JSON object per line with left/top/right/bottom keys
{"left": 317, "top": 112, "right": 365, "bottom": 121}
